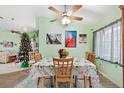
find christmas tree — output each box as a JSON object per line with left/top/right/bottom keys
{"left": 18, "top": 33, "right": 33, "bottom": 67}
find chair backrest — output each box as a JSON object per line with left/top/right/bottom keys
{"left": 86, "top": 52, "right": 96, "bottom": 64}
{"left": 85, "top": 52, "right": 89, "bottom": 60}
{"left": 28, "top": 52, "right": 35, "bottom": 61}
{"left": 34, "top": 52, "right": 42, "bottom": 62}
{"left": 53, "top": 57, "right": 74, "bottom": 78}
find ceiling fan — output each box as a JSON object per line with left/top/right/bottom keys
{"left": 48, "top": 5, "right": 83, "bottom": 24}
{"left": 10, "top": 30, "right": 22, "bottom": 35}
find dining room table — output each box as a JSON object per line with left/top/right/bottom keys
{"left": 15, "top": 57, "right": 100, "bottom": 88}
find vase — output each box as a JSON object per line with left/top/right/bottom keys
{"left": 62, "top": 56, "right": 66, "bottom": 58}
{"left": 59, "top": 54, "right": 66, "bottom": 58}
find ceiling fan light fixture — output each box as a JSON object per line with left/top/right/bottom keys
{"left": 67, "top": 11, "right": 72, "bottom": 16}
{"left": 61, "top": 16, "right": 71, "bottom": 25}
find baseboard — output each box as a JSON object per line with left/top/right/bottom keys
{"left": 98, "top": 70, "right": 121, "bottom": 88}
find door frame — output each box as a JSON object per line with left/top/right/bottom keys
{"left": 119, "top": 5, "right": 124, "bottom": 88}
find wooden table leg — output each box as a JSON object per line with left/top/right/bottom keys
{"left": 84, "top": 76, "right": 92, "bottom": 88}
{"left": 37, "top": 77, "right": 40, "bottom": 87}
{"left": 51, "top": 76, "right": 54, "bottom": 87}
{"left": 84, "top": 76, "right": 87, "bottom": 88}
{"left": 89, "top": 76, "right": 92, "bottom": 88}
{"left": 74, "top": 76, "right": 77, "bottom": 87}
{"left": 39, "top": 77, "right": 44, "bottom": 88}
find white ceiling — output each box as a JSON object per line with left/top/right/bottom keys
{"left": 0, "top": 5, "right": 120, "bottom": 32}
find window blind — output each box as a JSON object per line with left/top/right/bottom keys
{"left": 93, "top": 18, "right": 122, "bottom": 64}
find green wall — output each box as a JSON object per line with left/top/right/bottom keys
{"left": 96, "top": 59, "right": 123, "bottom": 87}
{"left": 0, "top": 29, "right": 21, "bottom": 51}
{"left": 37, "top": 8, "right": 123, "bottom": 87}
{"left": 37, "top": 16, "right": 92, "bottom": 58}
{"left": 91, "top": 9, "right": 123, "bottom": 87}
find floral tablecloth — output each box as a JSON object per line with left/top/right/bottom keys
{"left": 16, "top": 57, "right": 100, "bottom": 88}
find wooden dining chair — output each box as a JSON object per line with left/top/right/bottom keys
{"left": 87, "top": 52, "right": 96, "bottom": 87}
{"left": 53, "top": 57, "right": 74, "bottom": 88}
{"left": 34, "top": 52, "right": 42, "bottom": 62}
{"left": 85, "top": 51, "right": 89, "bottom": 60}
{"left": 33, "top": 52, "right": 45, "bottom": 87}
{"left": 29, "top": 52, "right": 35, "bottom": 60}
{"left": 28, "top": 51, "right": 35, "bottom": 67}
{"left": 85, "top": 51, "right": 96, "bottom": 64}
{"left": 34, "top": 52, "right": 54, "bottom": 88}
{"left": 88, "top": 52, "right": 96, "bottom": 64}
{"left": 76, "top": 51, "right": 93, "bottom": 88}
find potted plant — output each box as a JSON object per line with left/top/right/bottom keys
{"left": 18, "top": 33, "right": 33, "bottom": 68}
{"left": 58, "top": 49, "right": 69, "bottom": 58}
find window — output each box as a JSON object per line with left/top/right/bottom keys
{"left": 93, "top": 18, "right": 122, "bottom": 64}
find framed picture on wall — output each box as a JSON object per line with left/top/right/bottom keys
{"left": 46, "top": 33, "right": 62, "bottom": 44}
{"left": 3, "top": 41, "right": 13, "bottom": 48}
{"left": 79, "top": 34, "right": 87, "bottom": 44}
{"left": 65, "top": 31, "right": 77, "bottom": 48}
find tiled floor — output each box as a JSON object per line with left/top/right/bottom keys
{"left": 0, "top": 70, "right": 120, "bottom": 88}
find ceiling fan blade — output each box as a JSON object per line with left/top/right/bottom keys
{"left": 48, "top": 6, "right": 61, "bottom": 14}
{"left": 70, "top": 16, "right": 83, "bottom": 21}
{"left": 71, "top": 5, "right": 82, "bottom": 13}
{"left": 0, "top": 16, "right": 4, "bottom": 19}
{"left": 50, "top": 18, "right": 57, "bottom": 22}
{"left": 11, "top": 30, "right": 22, "bottom": 35}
